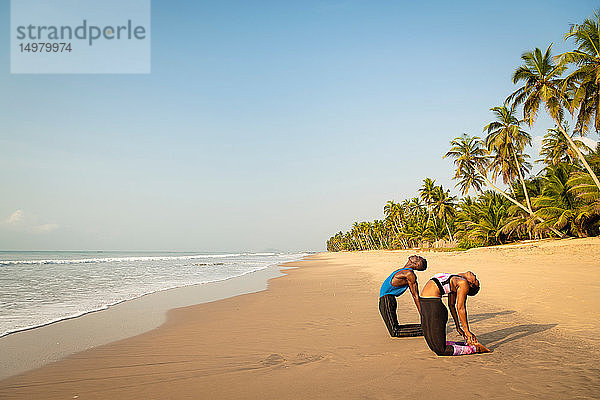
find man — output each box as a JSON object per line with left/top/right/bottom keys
{"left": 379, "top": 255, "right": 427, "bottom": 337}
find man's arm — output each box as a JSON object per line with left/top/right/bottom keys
{"left": 405, "top": 271, "right": 421, "bottom": 315}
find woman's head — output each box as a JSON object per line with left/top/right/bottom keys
{"left": 464, "top": 271, "right": 480, "bottom": 296}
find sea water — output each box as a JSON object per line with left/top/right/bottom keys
{"left": 0, "top": 251, "right": 308, "bottom": 337}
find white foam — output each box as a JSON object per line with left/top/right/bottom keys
{"left": 0, "top": 252, "right": 309, "bottom": 337}
{"left": 0, "top": 253, "right": 245, "bottom": 266}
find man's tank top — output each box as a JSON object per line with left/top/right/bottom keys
{"left": 379, "top": 268, "right": 411, "bottom": 298}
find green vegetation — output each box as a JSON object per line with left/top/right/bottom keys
{"left": 326, "top": 10, "right": 600, "bottom": 252}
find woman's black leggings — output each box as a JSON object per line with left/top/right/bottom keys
{"left": 378, "top": 294, "right": 423, "bottom": 337}
{"left": 420, "top": 297, "right": 475, "bottom": 356}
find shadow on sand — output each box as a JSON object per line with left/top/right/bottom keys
{"left": 477, "top": 323, "right": 558, "bottom": 350}
{"left": 443, "top": 309, "right": 557, "bottom": 350}
{"left": 445, "top": 310, "right": 516, "bottom": 333}
{"left": 468, "top": 310, "right": 516, "bottom": 324}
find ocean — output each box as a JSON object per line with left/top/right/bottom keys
{"left": 0, "top": 251, "right": 308, "bottom": 337}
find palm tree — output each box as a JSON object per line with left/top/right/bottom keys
{"left": 407, "top": 197, "right": 426, "bottom": 219}
{"left": 508, "top": 45, "right": 600, "bottom": 191}
{"left": 384, "top": 200, "right": 406, "bottom": 247}
{"left": 454, "top": 197, "right": 481, "bottom": 246}
{"left": 424, "top": 216, "right": 446, "bottom": 244}
{"left": 365, "top": 222, "right": 375, "bottom": 249}
{"left": 483, "top": 105, "right": 534, "bottom": 212}
{"left": 375, "top": 220, "right": 390, "bottom": 249}
{"left": 560, "top": 10, "right": 600, "bottom": 134}
{"left": 407, "top": 214, "right": 428, "bottom": 247}
{"left": 568, "top": 145, "right": 600, "bottom": 236}
{"left": 539, "top": 123, "right": 591, "bottom": 166}
{"left": 362, "top": 222, "right": 377, "bottom": 250}
{"left": 446, "top": 134, "right": 564, "bottom": 237}
{"left": 534, "top": 164, "right": 590, "bottom": 237}
{"left": 502, "top": 178, "right": 546, "bottom": 240}
{"left": 568, "top": 175, "right": 600, "bottom": 236}
{"left": 419, "top": 178, "right": 437, "bottom": 225}
{"left": 587, "top": 143, "right": 600, "bottom": 172}
{"left": 351, "top": 222, "right": 365, "bottom": 250}
{"left": 445, "top": 134, "right": 527, "bottom": 212}
{"left": 398, "top": 198, "right": 428, "bottom": 247}
{"left": 443, "top": 134, "right": 488, "bottom": 195}
{"left": 459, "top": 191, "right": 511, "bottom": 246}
{"left": 431, "top": 185, "right": 457, "bottom": 241}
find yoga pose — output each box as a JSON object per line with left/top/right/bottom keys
{"left": 378, "top": 255, "right": 427, "bottom": 337}
{"left": 420, "top": 271, "right": 491, "bottom": 355}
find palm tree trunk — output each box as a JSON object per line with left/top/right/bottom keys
{"left": 362, "top": 234, "right": 372, "bottom": 250}
{"left": 359, "top": 235, "right": 366, "bottom": 250}
{"left": 377, "top": 232, "right": 386, "bottom": 249}
{"left": 482, "top": 173, "right": 528, "bottom": 211}
{"left": 392, "top": 225, "right": 400, "bottom": 249}
{"left": 394, "top": 221, "right": 407, "bottom": 248}
{"left": 479, "top": 169, "right": 565, "bottom": 238}
{"left": 512, "top": 148, "right": 533, "bottom": 212}
{"left": 556, "top": 121, "right": 600, "bottom": 191}
{"left": 352, "top": 236, "right": 361, "bottom": 251}
{"left": 369, "top": 233, "right": 377, "bottom": 249}
{"left": 401, "top": 236, "right": 408, "bottom": 249}
{"left": 394, "top": 222, "right": 402, "bottom": 236}
{"left": 444, "top": 219, "right": 454, "bottom": 241}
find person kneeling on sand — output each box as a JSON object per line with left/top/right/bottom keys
{"left": 420, "top": 271, "right": 491, "bottom": 355}
{"left": 378, "top": 255, "right": 427, "bottom": 337}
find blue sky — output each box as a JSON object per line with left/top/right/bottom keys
{"left": 1, "top": 0, "right": 598, "bottom": 251}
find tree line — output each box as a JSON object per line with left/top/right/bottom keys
{"left": 327, "top": 10, "right": 600, "bottom": 252}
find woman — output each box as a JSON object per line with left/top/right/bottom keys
{"left": 420, "top": 271, "right": 491, "bottom": 356}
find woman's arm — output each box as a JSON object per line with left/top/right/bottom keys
{"left": 454, "top": 280, "right": 477, "bottom": 344}
{"left": 447, "top": 292, "right": 464, "bottom": 336}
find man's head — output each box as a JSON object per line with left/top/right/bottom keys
{"left": 464, "top": 271, "right": 480, "bottom": 296}
{"left": 406, "top": 255, "right": 427, "bottom": 271}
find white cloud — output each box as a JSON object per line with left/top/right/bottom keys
{"left": 5, "top": 209, "right": 24, "bottom": 225}
{"left": 2, "top": 209, "right": 59, "bottom": 234}
{"left": 531, "top": 135, "right": 544, "bottom": 156}
{"left": 580, "top": 137, "right": 598, "bottom": 152}
{"left": 530, "top": 135, "right": 598, "bottom": 156}
{"left": 31, "top": 223, "right": 60, "bottom": 234}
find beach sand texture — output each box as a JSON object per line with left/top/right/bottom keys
{"left": 1, "top": 238, "right": 599, "bottom": 399}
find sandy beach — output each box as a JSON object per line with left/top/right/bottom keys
{"left": 0, "top": 265, "right": 287, "bottom": 381}
{"left": 1, "top": 238, "right": 599, "bottom": 399}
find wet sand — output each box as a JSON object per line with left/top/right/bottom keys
{"left": 1, "top": 238, "right": 599, "bottom": 399}
{"left": 0, "top": 266, "right": 286, "bottom": 380}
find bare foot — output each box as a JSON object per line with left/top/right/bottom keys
{"left": 475, "top": 343, "right": 493, "bottom": 353}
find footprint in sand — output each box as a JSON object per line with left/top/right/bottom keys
{"left": 261, "top": 353, "right": 286, "bottom": 367}
{"left": 260, "top": 352, "right": 324, "bottom": 368}
{"left": 292, "top": 352, "right": 324, "bottom": 365}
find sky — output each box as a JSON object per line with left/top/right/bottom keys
{"left": 1, "top": 0, "right": 598, "bottom": 252}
